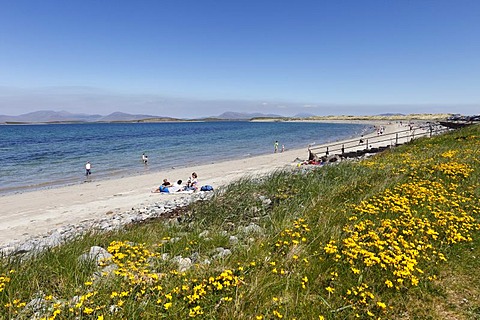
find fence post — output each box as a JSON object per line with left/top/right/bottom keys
{"left": 342, "top": 144, "right": 344, "bottom": 154}
{"left": 326, "top": 147, "right": 329, "bottom": 156}
{"left": 365, "top": 140, "right": 368, "bottom": 150}
{"left": 396, "top": 133, "right": 398, "bottom": 145}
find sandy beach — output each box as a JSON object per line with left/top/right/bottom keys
{"left": 0, "top": 121, "right": 428, "bottom": 247}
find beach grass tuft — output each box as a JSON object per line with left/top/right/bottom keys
{"left": 1, "top": 124, "right": 479, "bottom": 319}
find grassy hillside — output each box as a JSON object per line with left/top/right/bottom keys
{"left": 1, "top": 125, "right": 479, "bottom": 319}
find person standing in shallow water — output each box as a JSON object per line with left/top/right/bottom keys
{"left": 274, "top": 141, "right": 279, "bottom": 153}
{"left": 142, "top": 153, "right": 148, "bottom": 165}
{"left": 85, "top": 161, "right": 92, "bottom": 176}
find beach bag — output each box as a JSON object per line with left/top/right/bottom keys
{"left": 200, "top": 185, "right": 214, "bottom": 191}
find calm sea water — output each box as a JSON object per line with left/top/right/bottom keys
{"left": 0, "top": 121, "right": 371, "bottom": 195}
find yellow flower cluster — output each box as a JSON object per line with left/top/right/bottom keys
{"left": 274, "top": 218, "right": 310, "bottom": 256}
{"left": 321, "top": 137, "right": 479, "bottom": 318}
{"left": 1, "top": 271, "right": 29, "bottom": 316}
{"left": 0, "top": 272, "right": 11, "bottom": 293}
{"left": 323, "top": 240, "right": 338, "bottom": 254}
{"left": 20, "top": 239, "right": 245, "bottom": 319}
{"left": 107, "top": 240, "right": 158, "bottom": 275}
{"left": 432, "top": 162, "right": 473, "bottom": 178}
{"left": 208, "top": 269, "right": 242, "bottom": 292}
{"left": 274, "top": 186, "right": 299, "bottom": 201}
{"left": 3, "top": 298, "right": 27, "bottom": 316}
{"left": 441, "top": 150, "right": 457, "bottom": 158}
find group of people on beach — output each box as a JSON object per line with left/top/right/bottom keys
{"left": 85, "top": 157, "right": 201, "bottom": 193}
{"left": 274, "top": 141, "right": 285, "bottom": 153}
{"left": 303, "top": 144, "right": 323, "bottom": 165}
{"left": 376, "top": 126, "right": 385, "bottom": 135}
{"left": 152, "top": 172, "right": 199, "bottom": 193}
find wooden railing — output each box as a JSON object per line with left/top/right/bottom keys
{"left": 309, "top": 123, "right": 451, "bottom": 159}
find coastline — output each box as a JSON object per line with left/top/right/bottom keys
{"left": 0, "top": 120, "right": 400, "bottom": 247}
{"left": 0, "top": 121, "right": 372, "bottom": 196}
{"left": 0, "top": 146, "right": 308, "bottom": 247}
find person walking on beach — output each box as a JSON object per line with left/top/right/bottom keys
{"left": 85, "top": 161, "right": 92, "bottom": 176}
{"left": 142, "top": 153, "right": 148, "bottom": 165}
{"left": 274, "top": 141, "right": 279, "bottom": 153}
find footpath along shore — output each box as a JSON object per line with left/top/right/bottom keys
{"left": 0, "top": 121, "right": 426, "bottom": 252}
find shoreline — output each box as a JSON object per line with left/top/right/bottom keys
{"left": 0, "top": 121, "right": 372, "bottom": 197}
{"left": 0, "top": 146, "right": 310, "bottom": 248}
{"left": 0, "top": 120, "right": 401, "bottom": 248}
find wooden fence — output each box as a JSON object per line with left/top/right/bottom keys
{"left": 309, "top": 123, "right": 451, "bottom": 160}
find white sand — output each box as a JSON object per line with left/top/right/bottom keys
{"left": 0, "top": 121, "right": 428, "bottom": 247}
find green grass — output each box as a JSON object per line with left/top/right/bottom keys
{"left": 1, "top": 124, "right": 479, "bottom": 319}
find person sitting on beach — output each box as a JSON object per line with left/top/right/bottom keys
{"left": 308, "top": 146, "right": 315, "bottom": 161}
{"left": 152, "top": 178, "right": 173, "bottom": 193}
{"left": 162, "top": 179, "right": 171, "bottom": 187}
{"left": 183, "top": 172, "right": 199, "bottom": 191}
{"left": 169, "top": 180, "right": 183, "bottom": 193}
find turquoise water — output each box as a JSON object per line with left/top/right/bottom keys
{"left": 0, "top": 121, "right": 371, "bottom": 194}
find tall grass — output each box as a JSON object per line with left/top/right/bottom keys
{"left": 1, "top": 124, "right": 479, "bottom": 319}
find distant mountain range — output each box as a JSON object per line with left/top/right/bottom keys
{"left": 0, "top": 110, "right": 161, "bottom": 123}
{"left": 0, "top": 110, "right": 286, "bottom": 123}
{"left": 215, "top": 111, "right": 283, "bottom": 120}
{"left": 0, "top": 110, "right": 452, "bottom": 124}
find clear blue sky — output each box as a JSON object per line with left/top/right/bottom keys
{"left": 1, "top": 0, "right": 479, "bottom": 118}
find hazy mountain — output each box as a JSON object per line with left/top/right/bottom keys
{"left": 56, "top": 111, "right": 103, "bottom": 122}
{"left": 217, "top": 111, "right": 283, "bottom": 120}
{"left": 0, "top": 110, "right": 286, "bottom": 123}
{"left": 99, "top": 112, "right": 158, "bottom": 122}
{"left": 294, "top": 112, "right": 316, "bottom": 118}
{"left": 0, "top": 110, "right": 160, "bottom": 123}
{"left": 0, "top": 110, "right": 103, "bottom": 123}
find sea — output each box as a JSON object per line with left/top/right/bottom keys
{"left": 0, "top": 121, "right": 372, "bottom": 195}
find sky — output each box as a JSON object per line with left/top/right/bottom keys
{"left": 0, "top": 0, "right": 479, "bottom": 118}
